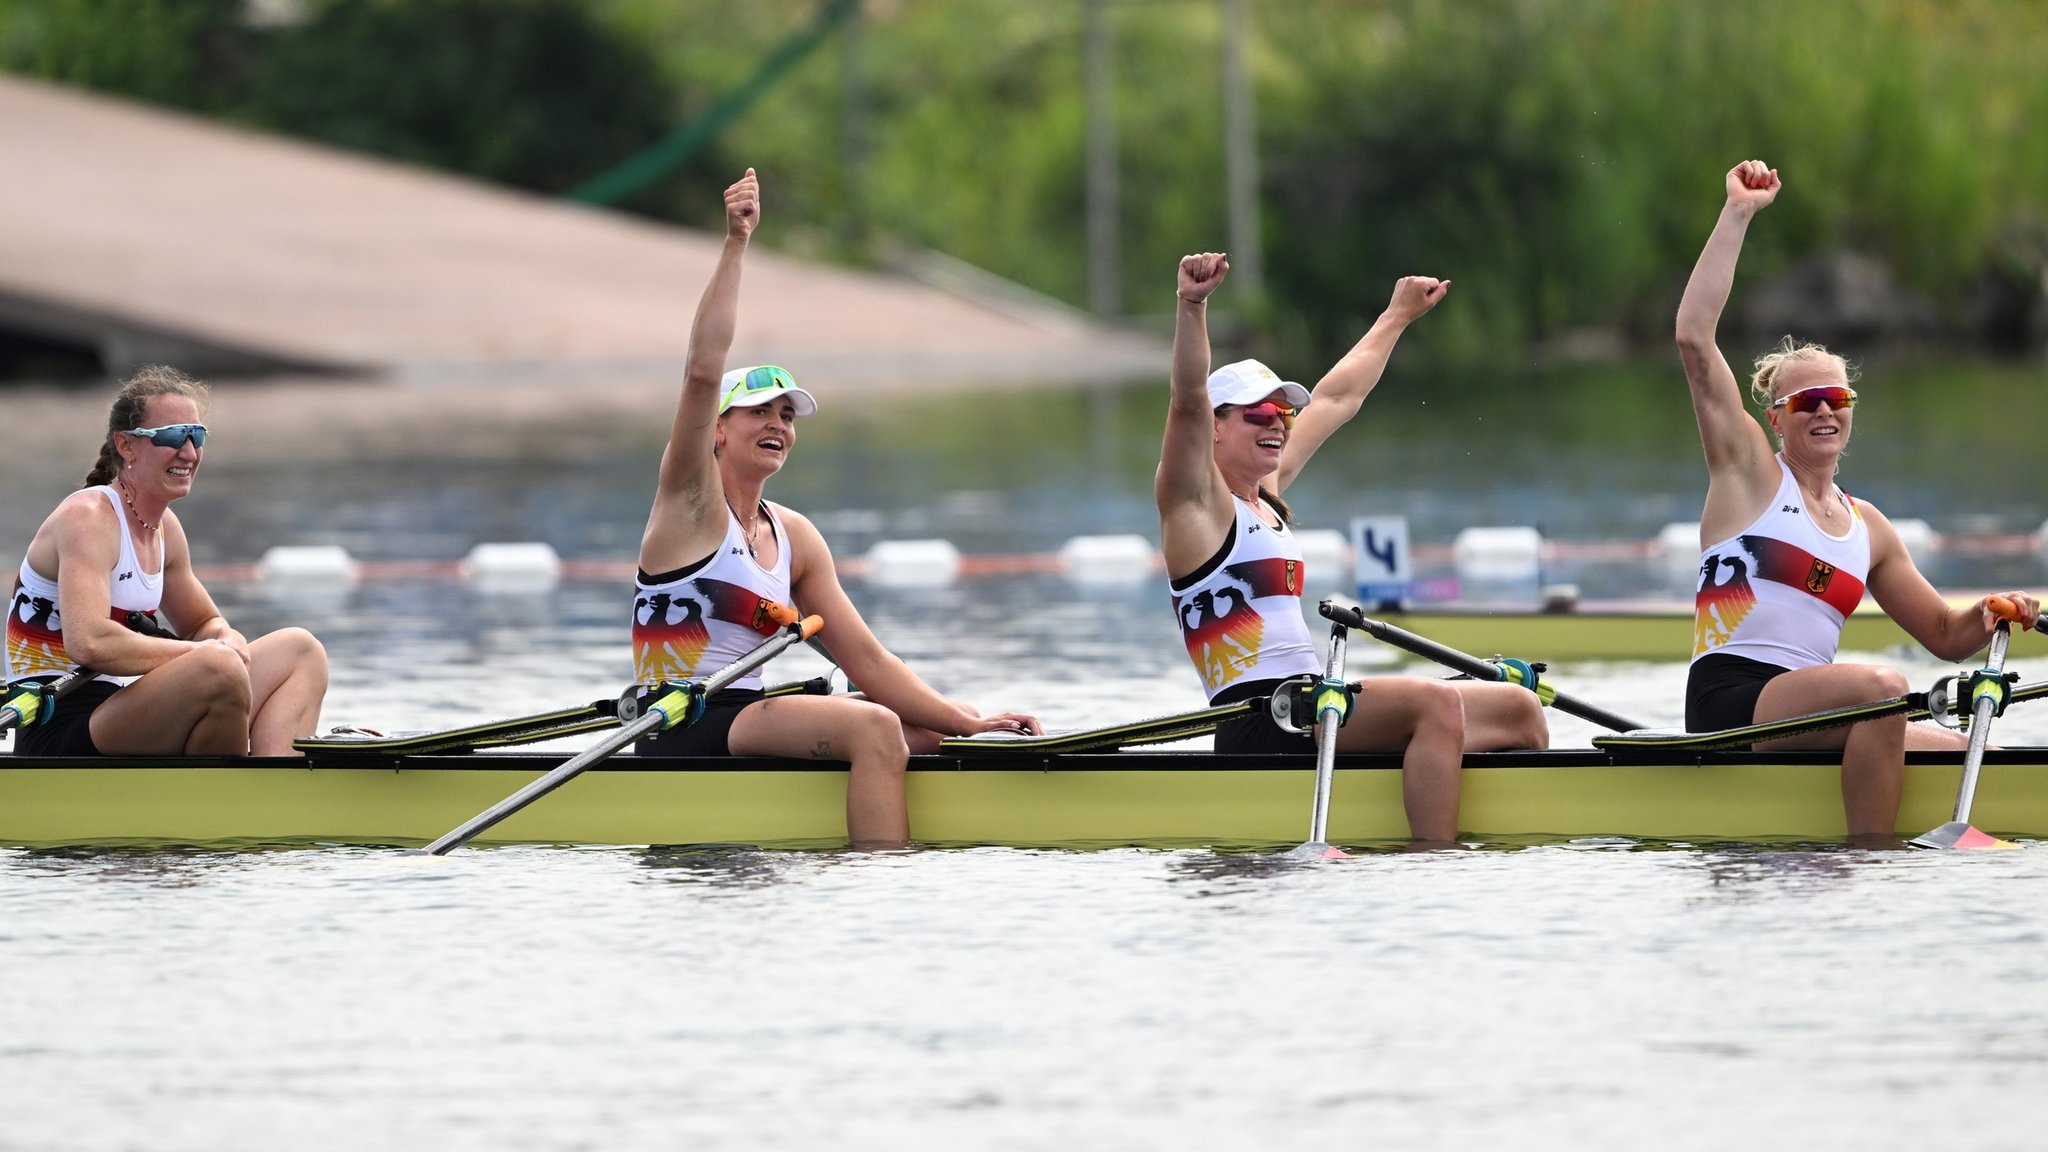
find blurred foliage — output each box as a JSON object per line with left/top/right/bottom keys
{"left": 5, "top": 0, "right": 2047, "bottom": 370}
{"left": 241, "top": 0, "right": 695, "bottom": 208}
{"left": 0, "top": 0, "right": 725, "bottom": 212}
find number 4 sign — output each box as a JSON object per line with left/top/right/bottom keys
{"left": 1350, "top": 516, "right": 1411, "bottom": 608}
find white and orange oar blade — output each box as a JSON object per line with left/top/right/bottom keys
{"left": 1910, "top": 820, "right": 2019, "bottom": 851}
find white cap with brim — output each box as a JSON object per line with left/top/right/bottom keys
{"left": 719, "top": 365, "right": 818, "bottom": 418}
{"left": 1205, "top": 359, "right": 1311, "bottom": 410}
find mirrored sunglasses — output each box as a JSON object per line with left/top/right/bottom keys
{"left": 722, "top": 366, "right": 796, "bottom": 408}
{"left": 1770, "top": 385, "right": 1857, "bottom": 414}
{"left": 1222, "top": 401, "right": 1297, "bottom": 430}
{"left": 123, "top": 423, "right": 209, "bottom": 448}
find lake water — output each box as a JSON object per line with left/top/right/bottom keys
{"left": 5, "top": 360, "right": 2048, "bottom": 1146}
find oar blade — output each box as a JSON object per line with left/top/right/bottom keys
{"left": 1283, "top": 841, "right": 1349, "bottom": 861}
{"left": 1909, "top": 820, "right": 2019, "bottom": 852}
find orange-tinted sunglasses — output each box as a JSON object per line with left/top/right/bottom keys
{"left": 1218, "top": 400, "right": 1297, "bottom": 430}
{"left": 1770, "top": 385, "right": 1857, "bottom": 414}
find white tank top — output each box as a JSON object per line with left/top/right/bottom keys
{"left": 1692, "top": 458, "right": 1869, "bottom": 669}
{"left": 5, "top": 486, "right": 165, "bottom": 684}
{"left": 1170, "top": 496, "right": 1318, "bottom": 700}
{"left": 632, "top": 502, "right": 794, "bottom": 690}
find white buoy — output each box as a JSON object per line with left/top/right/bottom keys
{"left": 1057, "top": 535, "right": 1156, "bottom": 584}
{"left": 1453, "top": 526, "right": 1543, "bottom": 584}
{"left": 462, "top": 542, "right": 561, "bottom": 592}
{"left": 864, "top": 539, "right": 961, "bottom": 587}
{"left": 255, "top": 545, "right": 358, "bottom": 585}
{"left": 1658, "top": 521, "right": 1702, "bottom": 591}
{"left": 1292, "top": 529, "right": 1350, "bottom": 588}
{"left": 1890, "top": 518, "right": 1939, "bottom": 563}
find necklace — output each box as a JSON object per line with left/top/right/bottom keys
{"left": 117, "top": 476, "right": 159, "bottom": 534}
{"left": 727, "top": 498, "right": 764, "bottom": 561}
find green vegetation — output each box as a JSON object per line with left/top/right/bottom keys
{"left": 6, "top": 0, "right": 2046, "bottom": 371}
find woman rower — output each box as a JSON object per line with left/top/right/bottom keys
{"left": 1675, "top": 159, "right": 2037, "bottom": 838}
{"left": 3, "top": 366, "right": 329, "bottom": 757}
{"left": 1158, "top": 252, "right": 1548, "bottom": 845}
{"left": 634, "top": 167, "right": 1040, "bottom": 847}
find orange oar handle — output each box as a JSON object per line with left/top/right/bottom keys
{"left": 799, "top": 614, "right": 825, "bottom": 640}
{"left": 1986, "top": 595, "right": 2043, "bottom": 632}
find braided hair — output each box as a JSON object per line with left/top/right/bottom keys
{"left": 84, "top": 365, "right": 211, "bottom": 488}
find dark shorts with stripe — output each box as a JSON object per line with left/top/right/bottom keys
{"left": 1686, "top": 653, "right": 1790, "bottom": 733}
{"left": 634, "top": 688, "right": 767, "bottom": 757}
{"left": 1209, "top": 678, "right": 1313, "bottom": 755}
{"left": 11, "top": 679, "right": 120, "bottom": 757}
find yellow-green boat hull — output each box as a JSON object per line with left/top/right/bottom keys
{"left": 3, "top": 750, "right": 2046, "bottom": 848}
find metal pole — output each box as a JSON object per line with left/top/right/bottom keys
{"left": 1085, "top": 0, "right": 1122, "bottom": 317}
{"left": 1220, "top": 0, "right": 1262, "bottom": 300}
{"left": 839, "top": 0, "right": 868, "bottom": 251}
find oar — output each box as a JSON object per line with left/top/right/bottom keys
{"left": 2, "top": 612, "right": 176, "bottom": 734}
{"left": 1593, "top": 693, "right": 1922, "bottom": 751}
{"left": 421, "top": 605, "right": 824, "bottom": 855}
{"left": 0, "top": 665, "right": 98, "bottom": 734}
{"left": 1290, "top": 617, "right": 1355, "bottom": 860}
{"left": 1911, "top": 596, "right": 2033, "bottom": 851}
{"left": 1317, "top": 600, "right": 1644, "bottom": 732}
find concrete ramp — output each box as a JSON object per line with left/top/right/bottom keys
{"left": 0, "top": 74, "right": 1164, "bottom": 388}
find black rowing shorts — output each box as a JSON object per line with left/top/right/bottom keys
{"left": 1685, "top": 653, "right": 1789, "bottom": 733}
{"left": 1209, "top": 678, "right": 1313, "bottom": 755}
{"left": 634, "top": 688, "right": 767, "bottom": 757}
{"left": 11, "top": 680, "right": 121, "bottom": 757}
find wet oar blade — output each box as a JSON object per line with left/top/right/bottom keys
{"left": 1909, "top": 821, "right": 2018, "bottom": 851}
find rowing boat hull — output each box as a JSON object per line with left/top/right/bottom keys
{"left": 4, "top": 749, "right": 2048, "bottom": 848}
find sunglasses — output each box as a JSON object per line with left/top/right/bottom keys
{"left": 1770, "top": 385, "right": 1857, "bottom": 414}
{"left": 1218, "top": 401, "right": 1297, "bottom": 430}
{"left": 720, "top": 366, "right": 796, "bottom": 410}
{"left": 123, "top": 423, "right": 209, "bottom": 448}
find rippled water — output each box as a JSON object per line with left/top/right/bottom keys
{"left": 6, "top": 839, "right": 2047, "bottom": 1149}
{"left": 8, "top": 576, "right": 2048, "bottom": 1148}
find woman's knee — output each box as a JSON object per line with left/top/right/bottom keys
{"left": 1501, "top": 690, "right": 1549, "bottom": 747}
{"left": 263, "top": 628, "right": 329, "bottom": 678}
{"left": 181, "top": 643, "right": 254, "bottom": 706}
{"left": 1867, "top": 665, "right": 1909, "bottom": 698}
{"left": 1409, "top": 678, "right": 1465, "bottom": 735}
{"left": 845, "top": 701, "right": 911, "bottom": 761}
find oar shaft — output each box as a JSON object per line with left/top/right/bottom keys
{"left": 1319, "top": 602, "right": 1644, "bottom": 732}
{"left": 1307, "top": 626, "right": 1348, "bottom": 847}
{"left": 421, "top": 613, "right": 820, "bottom": 854}
{"left": 422, "top": 706, "right": 668, "bottom": 855}
{"left": 1952, "top": 696, "right": 1998, "bottom": 824}
{"left": 1951, "top": 625, "right": 2012, "bottom": 824}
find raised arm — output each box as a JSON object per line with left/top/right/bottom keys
{"left": 1676, "top": 160, "right": 1783, "bottom": 524}
{"left": 1274, "top": 276, "right": 1447, "bottom": 493}
{"left": 1155, "top": 252, "right": 1236, "bottom": 576}
{"left": 641, "top": 169, "right": 761, "bottom": 575}
{"left": 783, "top": 512, "right": 1039, "bottom": 737}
